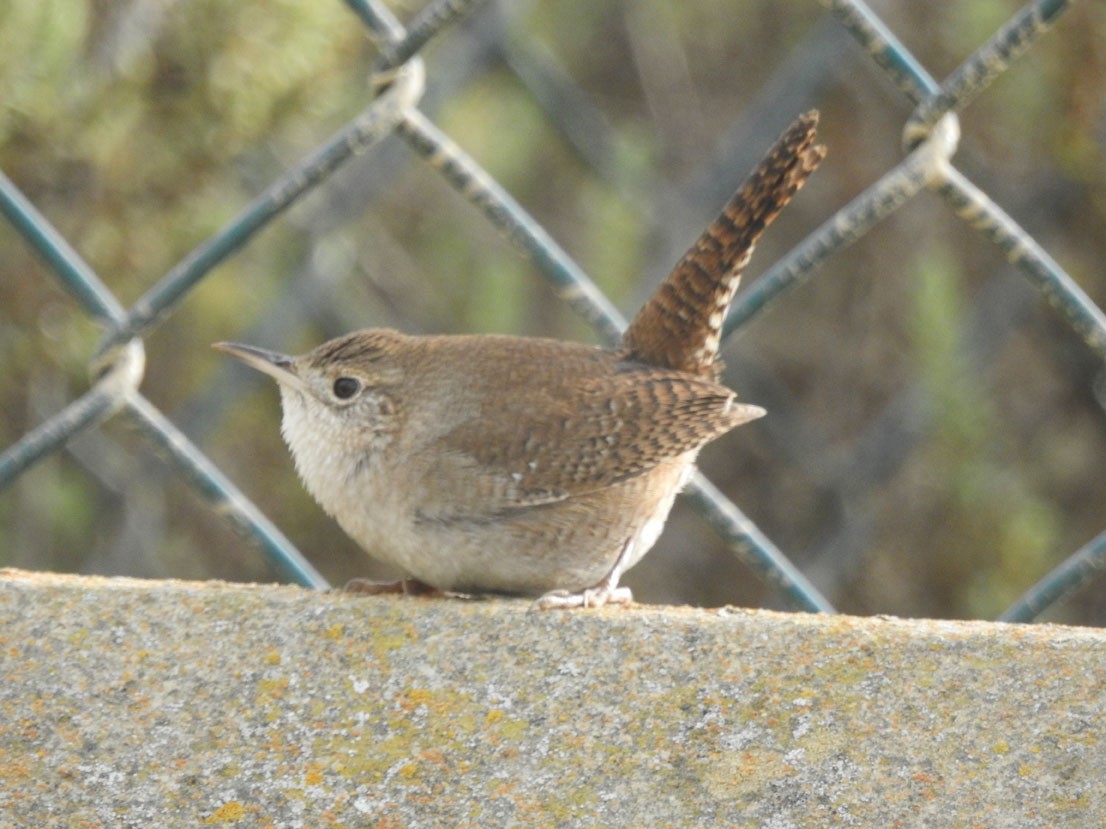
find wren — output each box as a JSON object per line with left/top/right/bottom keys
{"left": 215, "top": 112, "right": 824, "bottom": 608}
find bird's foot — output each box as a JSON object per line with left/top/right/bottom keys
{"left": 533, "top": 584, "right": 633, "bottom": 610}
{"left": 533, "top": 537, "right": 638, "bottom": 610}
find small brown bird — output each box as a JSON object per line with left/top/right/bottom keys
{"left": 216, "top": 112, "right": 824, "bottom": 608}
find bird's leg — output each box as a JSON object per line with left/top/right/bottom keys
{"left": 534, "top": 538, "right": 636, "bottom": 610}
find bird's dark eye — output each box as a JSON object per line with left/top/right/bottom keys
{"left": 332, "top": 377, "right": 361, "bottom": 400}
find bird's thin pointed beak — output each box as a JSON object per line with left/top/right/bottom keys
{"left": 213, "top": 342, "right": 308, "bottom": 392}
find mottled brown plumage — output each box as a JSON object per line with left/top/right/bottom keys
{"left": 623, "top": 111, "right": 824, "bottom": 379}
{"left": 215, "top": 112, "right": 824, "bottom": 608}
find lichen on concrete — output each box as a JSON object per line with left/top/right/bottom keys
{"left": 0, "top": 568, "right": 1103, "bottom": 827}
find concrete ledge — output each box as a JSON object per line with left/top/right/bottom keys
{"left": 1, "top": 568, "right": 1102, "bottom": 826}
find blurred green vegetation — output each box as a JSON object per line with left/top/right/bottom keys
{"left": 910, "top": 249, "right": 1059, "bottom": 618}
{"left": 1, "top": 0, "right": 1104, "bottom": 622}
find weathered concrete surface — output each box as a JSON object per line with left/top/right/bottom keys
{"left": 0, "top": 568, "right": 1102, "bottom": 828}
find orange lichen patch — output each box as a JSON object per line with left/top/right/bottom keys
{"left": 256, "top": 677, "right": 289, "bottom": 703}
{"left": 204, "top": 801, "right": 247, "bottom": 823}
{"left": 0, "top": 758, "right": 33, "bottom": 780}
{"left": 397, "top": 688, "right": 435, "bottom": 711}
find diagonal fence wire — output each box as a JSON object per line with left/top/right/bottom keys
{"left": 95, "top": 58, "right": 426, "bottom": 357}
{"left": 0, "top": 171, "right": 329, "bottom": 590}
{"left": 794, "top": 0, "right": 1106, "bottom": 619}
{"left": 1, "top": 0, "right": 1102, "bottom": 621}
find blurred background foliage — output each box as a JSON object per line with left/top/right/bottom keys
{"left": 1, "top": 0, "right": 1104, "bottom": 622}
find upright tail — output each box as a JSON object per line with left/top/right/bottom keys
{"left": 621, "top": 111, "right": 825, "bottom": 378}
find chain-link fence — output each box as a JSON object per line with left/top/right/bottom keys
{"left": 2, "top": 0, "right": 1103, "bottom": 623}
